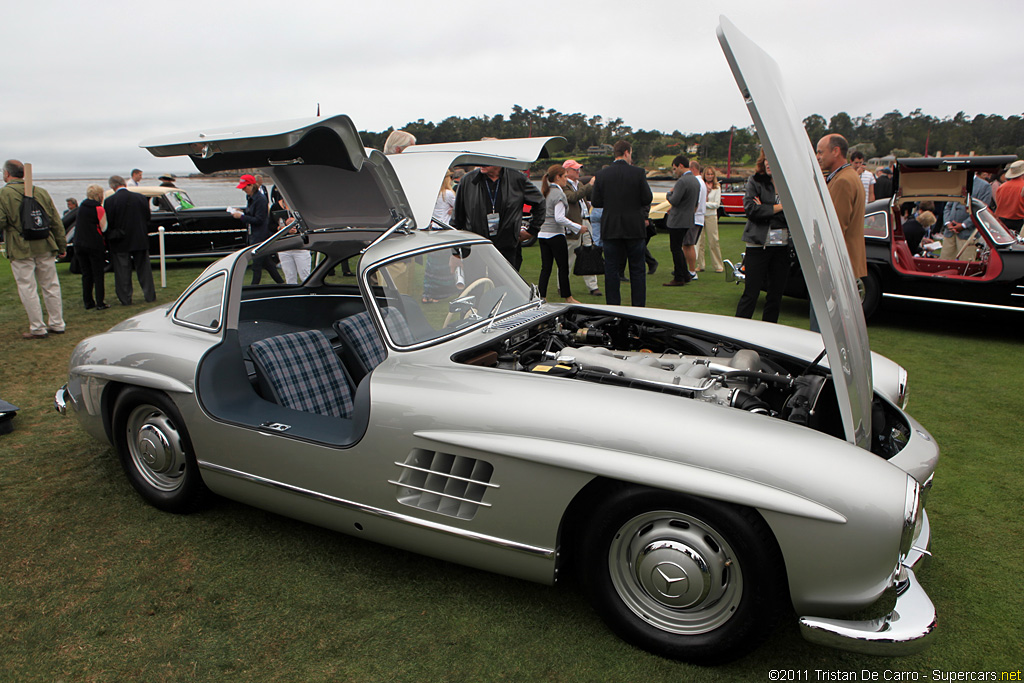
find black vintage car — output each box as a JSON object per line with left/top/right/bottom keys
{"left": 860, "top": 155, "right": 1022, "bottom": 318}
{"left": 65, "top": 186, "right": 248, "bottom": 262}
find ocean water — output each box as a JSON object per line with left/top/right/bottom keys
{"left": 31, "top": 174, "right": 242, "bottom": 209}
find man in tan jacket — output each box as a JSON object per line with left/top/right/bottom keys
{"left": 815, "top": 134, "right": 867, "bottom": 279}
{"left": 810, "top": 134, "right": 866, "bottom": 331}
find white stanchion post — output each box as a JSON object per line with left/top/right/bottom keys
{"left": 158, "top": 226, "right": 167, "bottom": 288}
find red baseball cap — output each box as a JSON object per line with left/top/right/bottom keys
{"left": 236, "top": 174, "right": 257, "bottom": 189}
{"left": 562, "top": 160, "right": 583, "bottom": 170}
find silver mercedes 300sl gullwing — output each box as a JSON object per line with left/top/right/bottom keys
{"left": 56, "top": 20, "right": 937, "bottom": 664}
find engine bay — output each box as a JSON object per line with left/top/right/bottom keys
{"left": 455, "top": 309, "right": 911, "bottom": 458}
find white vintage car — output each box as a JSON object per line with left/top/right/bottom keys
{"left": 56, "top": 19, "right": 937, "bottom": 664}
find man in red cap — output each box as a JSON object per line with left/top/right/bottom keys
{"left": 231, "top": 174, "right": 283, "bottom": 284}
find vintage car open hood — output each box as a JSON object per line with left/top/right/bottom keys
{"left": 894, "top": 155, "right": 1015, "bottom": 205}
{"left": 140, "top": 115, "right": 563, "bottom": 233}
{"left": 718, "top": 17, "right": 872, "bottom": 449}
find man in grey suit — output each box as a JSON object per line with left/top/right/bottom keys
{"left": 591, "top": 140, "right": 653, "bottom": 307}
{"left": 664, "top": 155, "right": 701, "bottom": 286}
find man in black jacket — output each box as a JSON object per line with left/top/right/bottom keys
{"left": 591, "top": 140, "right": 653, "bottom": 306}
{"left": 452, "top": 165, "right": 544, "bottom": 270}
{"left": 104, "top": 175, "right": 155, "bottom": 305}
{"left": 231, "top": 174, "right": 283, "bottom": 285}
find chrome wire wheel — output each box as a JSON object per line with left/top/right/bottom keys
{"left": 607, "top": 510, "right": 743, "bottom": 635}
{"left": 124, "top": 403, "right": 187, "bottom": 493}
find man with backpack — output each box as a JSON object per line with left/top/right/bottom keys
{"left": 0, "top": 159, "right": 66, "bottom": 339}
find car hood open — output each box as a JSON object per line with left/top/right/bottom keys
{"left": 718, "top": 17, "right": 872, "bottom": 449}
{"left": 140, "top": 116, "right": 563, "bottom": 233}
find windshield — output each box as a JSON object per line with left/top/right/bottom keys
{"left": 366, "top": 242, "right": 535, "bottom": 347}
{"left": 976, "top": 206, "right": 1017, "bottom": 245}
{"left": 166, "top": 190, "right": 195, "bottom": 210}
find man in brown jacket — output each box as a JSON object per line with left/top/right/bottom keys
{"left": 816, "top": 134, "right": 867, "bottom": 278}
{"left": 812, "top": 134, "right": 866, "bottom": 331}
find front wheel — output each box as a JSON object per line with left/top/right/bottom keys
{"left": 579, "top": 486, "right": 784, "bottom": 664}
{"left": 112, "top": 387, "right": 209, "bottom": 513}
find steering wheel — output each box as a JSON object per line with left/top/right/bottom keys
{"left": 443, "top": 277, "right": 494, "bottom": 327}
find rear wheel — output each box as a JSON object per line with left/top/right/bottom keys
{"left": 112, "top": 387, "right": 209, "bottom": 513}
{"left": 579, "top": 486, "right": 784, "bottom": 664}
{"left": 860, "top": 270, "right": 881, "bottom": 320}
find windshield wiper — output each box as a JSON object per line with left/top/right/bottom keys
{"left": 483, "top": 292, "right": 508, "bottom": 333}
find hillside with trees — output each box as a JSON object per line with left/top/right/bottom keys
{"left": 361, "top": 106, "right": 1024, "bottom": 170}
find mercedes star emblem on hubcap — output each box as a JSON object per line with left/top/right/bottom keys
{"left": 651, "top": 562, "right": 689, "bottom": 598}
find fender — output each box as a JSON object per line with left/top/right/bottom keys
{"left": 414, "top": 430, "right": 846, "bottom": 524}
{"left": 72, "top": 364, "right": 193, "bottom": 395}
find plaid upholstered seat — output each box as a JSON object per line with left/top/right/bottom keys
{"left": 333, "top": 308, "right": 412, "bottom": 381}
{"left": 249, "top": 330, "right": 354, "bottom": 419}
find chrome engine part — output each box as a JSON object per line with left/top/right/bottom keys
{"left": 552, "top": 346, "right": 777, "bottom": 412}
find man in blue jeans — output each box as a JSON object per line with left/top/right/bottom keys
{"left": 591, "top": 141, "right": 653, "bottom": 306}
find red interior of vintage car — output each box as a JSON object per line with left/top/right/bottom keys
{"left": 890, "top": 213, "right": 1003, "bottom": 280}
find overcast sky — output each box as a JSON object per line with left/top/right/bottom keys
{"left": 4, "top": 0, "right": 1021, "bottom": 174}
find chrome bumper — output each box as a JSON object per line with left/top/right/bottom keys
{"left": 798, "top": 511, "right": 935, "bottom": 656}
{"left": 54, "top": 385, "right": 69, "bottom": 415}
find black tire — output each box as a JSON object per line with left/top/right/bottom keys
{"left": 860, "top": 270, "right": 881, "bottom": 320}
{"left": 578, "top": 485, "right": 785, "bottom": 664}
{"left": 112, "top": 387, "right": 210, "bottom": 513}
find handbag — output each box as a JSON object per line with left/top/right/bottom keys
{"left": 573, "top": 244, "right": 605, "bottom": 276}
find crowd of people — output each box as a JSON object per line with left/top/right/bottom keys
{"left": 5, "top": 133, "right": 1024, "bottom": 340}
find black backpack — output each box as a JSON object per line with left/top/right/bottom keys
{"left": 20, "top": 194, "right": 53, "bottom": 240}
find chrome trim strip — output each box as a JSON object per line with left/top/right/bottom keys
{"left": 198, "top": 460, "right": 553, "bottom": 558}
{"left": 393, "top": 461, "right": 501, "bottom": 488}
{"left": 242, "top": 293, "right": 364, "bottom": 305}
{"left": 882, "top": 292, "right": 1024, "bottom": 312}
{"left": 386, "top": 480, "right": 494, "bottom": 507}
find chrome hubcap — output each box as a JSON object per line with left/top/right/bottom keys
{"left": 609, "top": 511, "right": 743, "bottom": 634}
{"left": 635, "top": 540, "right": 712, "bottom": 609}
{"left": 126, "top": 404, "right": 186, "bottom": 492}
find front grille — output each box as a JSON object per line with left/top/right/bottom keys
{"left": 390, "top": 450, "right": 497, "bottom": 520}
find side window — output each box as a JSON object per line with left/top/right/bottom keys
{"left": 173, "top": 273, "right": 226, "bottom": 331}
{"left": 864, "top": 211, "right": 888, "bottom": 239}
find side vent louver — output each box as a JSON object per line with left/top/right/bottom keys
{"left": 391, "top": 450, "right": 497, "bottom": 520}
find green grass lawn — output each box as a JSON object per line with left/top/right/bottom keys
{"left": 1, "top": 229, "right": 1022, "bottom": 682}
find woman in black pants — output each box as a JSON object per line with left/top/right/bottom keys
{"left": 537, "top": 164, "right": 583, "bottom": 303}
{"left": 75, "top": 184, "right": 110, "bottom": 310}
{"left": 735, "top": 150, "right": 791, "bottom": 323}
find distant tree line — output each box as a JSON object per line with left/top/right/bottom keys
{"left": 802, "top": 110, "right": 1024, "bottom": 161}
{"left": 360, "top": 106, "right": 1024, "bottom": 168}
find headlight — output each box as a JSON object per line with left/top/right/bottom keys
{"left": 897, "top": 366, "right": 909, "bottom": 410}
{"left": 899, "top": 475, "right": 923, "bottom": 564}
